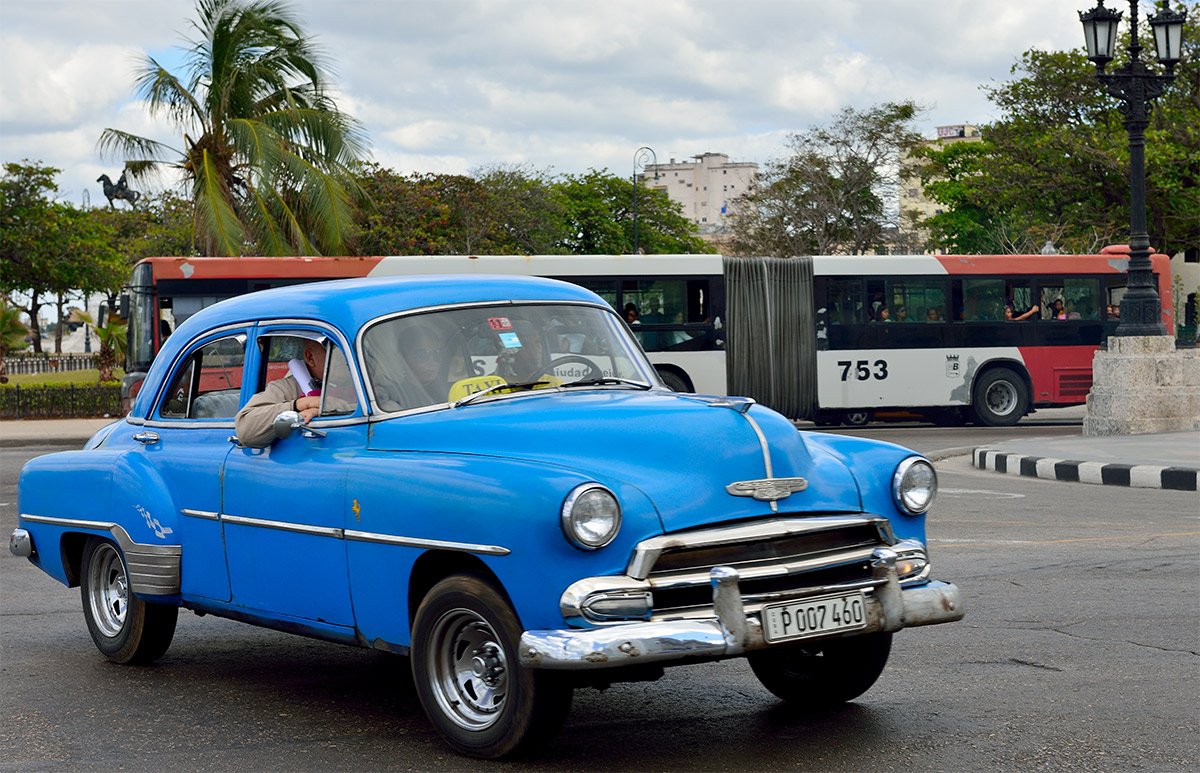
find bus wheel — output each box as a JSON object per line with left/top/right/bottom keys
{"left": 970, "top": 368, "right": 1028, "bottom": 427}
{"left": 655, "top": 368, "right": 690, "bottom": 393}
{"left": 840, "top": 410, "right": 873, "bottom": 427}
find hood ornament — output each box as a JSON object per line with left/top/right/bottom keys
{"left": 725, "top": 477, "right": 808, "bottom": 502}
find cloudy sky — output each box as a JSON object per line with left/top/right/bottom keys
{"left": 1, "top": 0, "right": 1089, "bottom": 205}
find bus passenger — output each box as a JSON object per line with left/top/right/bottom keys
{"left": 895, "top": 306, "right": 909, "bottom": 322}
{"left": 873, "top": 306, "right": 891, "bottom": 323}
{"left": 925, "top": 308, "right": 941, "bottom": 322}
{"left": 1005, "top": 303, "right": 1039, "bottom": 321}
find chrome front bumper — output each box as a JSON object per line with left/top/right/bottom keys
{"left": 518, "top": 549, "right": 963, "bottom": 670}
{"left": 9, "top": 528, "right": 33, "bottom": 558}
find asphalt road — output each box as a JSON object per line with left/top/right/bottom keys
{"left": 2, "top": 424, "right": 1197, "bottom": 771}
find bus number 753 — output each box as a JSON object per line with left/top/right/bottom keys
{"left": 838, "top": 360, "right": 888, "bottom": 381}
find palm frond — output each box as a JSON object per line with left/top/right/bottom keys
{"left": 133, "top": 55, "right": 206, "bottom": 129}
{"left": 193, "top": 148, "right": 246, "bottom": 255}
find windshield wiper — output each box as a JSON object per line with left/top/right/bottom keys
{"left": 453, "top": 380, "right": 549, "bottom": 408}
{"left": 562, "top": 377, "right": 652, "bottom": 390}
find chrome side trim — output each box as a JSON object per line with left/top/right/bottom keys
{"left": 343, "top": 529, "right": 510, "bottom": 556}
{"left": 222, "top": 513, "right": 344, "bottom": 539}
{"left": 215, "top": 514, "right": 511, "bottom": 556}
{"left": 18, "top": 514, "right": 181, "bottom": 595}
{"left": 180, "top": 508, "right": 219, "bottom": 521}
{"left": 626, "top": 515, "right": 888, "bottom": 580}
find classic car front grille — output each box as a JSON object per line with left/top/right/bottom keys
{"left": 633, "top": 516, "right": 892, "bottom": 621}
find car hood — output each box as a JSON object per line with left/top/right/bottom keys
{"left": 366, "top": 390, "right": 863, "bottom": 533}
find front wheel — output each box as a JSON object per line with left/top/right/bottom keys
{"left": 840, "top": 409, "right": 873, "bottom": 427}
{"left": 411, "top": 575, "right": 573, "bottom": 758}
{"left": 970, "top": 368, "right": 1029, "bottom": 427}
{"left": 80, "top": 538, "right": 178, "bottom": 664}
{"left": 748, "top": 632, "right": 892, "bottom": 707}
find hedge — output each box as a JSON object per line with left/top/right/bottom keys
{"left": 0, "top": 383, "right": 122, "bottom": 419}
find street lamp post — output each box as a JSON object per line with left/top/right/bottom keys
{"left": 632, "top": 146, "right": 657, "bottom": 254}
{"left": 1079, "top": 0, "right": 1188, "bottom": 337}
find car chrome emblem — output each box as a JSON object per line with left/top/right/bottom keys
{"left": 724, "top": 477, "right": 808, "bottom": 502}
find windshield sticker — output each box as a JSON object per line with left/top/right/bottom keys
{"left": 487, "top": 317, "right": 513, "bottom": 331}
{"left": 498, "top": 332, "right": 523, "bottom": 349}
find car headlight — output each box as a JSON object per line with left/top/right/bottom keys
{"left": 561, "top": 484, "right": 621, "bottom": 550}
{"left": 893, "top": 457, "right": 937, "bottom": 514}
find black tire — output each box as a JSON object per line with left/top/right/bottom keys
{"left": 970, "top": 367, "right": 1029, "bottom": 427}
{"left": 655, "top": 368, "right": 690, "bottom": 393}
{"left": 840, "top": 410, "right": 873, "bottom": 427}
{"left": 80, "top": 537, "right": 178, "bottom": 664}
{"left": 811, "top": 411, "right": 838, "bottom": 427}
{"left": 748, "top": 632, "right": 892, "bottom": 707}
{"left": 411, "top": 574, "right": 573, "bottom": 759}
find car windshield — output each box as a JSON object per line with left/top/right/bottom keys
{"left": 362, "top": 303, "right": 656, "bottom": 412}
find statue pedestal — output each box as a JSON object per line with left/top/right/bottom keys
{"left": 1084, "top": 336, "right": 1200, "bottom": 436}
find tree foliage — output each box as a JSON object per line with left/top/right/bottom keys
{"left": 0, "top": 162, "right": 126, "bottom": 353}
{"left": 98, "top": 0, "right": 369, "bottom": 256}
{"left": 918, "top": 5, "right": 1199, "bottom": 255}
{"left": 729, "top": 101, "right": 926, "bottom": 256}
{"left": 353, "top": 165, "right": 711, "bottom": 256}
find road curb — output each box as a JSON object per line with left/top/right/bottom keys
{"left": 972, "top": 448, "right": 1199, "bottom": 491}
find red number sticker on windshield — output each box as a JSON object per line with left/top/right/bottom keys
{"left": 488, "top": 317, "right": 513, "bottom": 331}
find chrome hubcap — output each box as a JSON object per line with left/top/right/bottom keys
{"left": 87, "top": 543, "right": 128, "bottom": 638}
{"left": 426, "top": 609, "right": 508, "bottom": 730}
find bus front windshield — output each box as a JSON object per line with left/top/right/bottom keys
{"left": 363, "top": 303, "right": 655, "bottom": 412}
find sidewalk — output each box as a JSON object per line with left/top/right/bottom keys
{"left": 0, "top": 417, "right": 118, "bottom": 448}
{"left": 972, "top": 430, "right": 1199, "bottom": 492}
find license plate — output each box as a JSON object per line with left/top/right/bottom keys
{"left": 762, "top": 591, "right": 867, "bottom": 643}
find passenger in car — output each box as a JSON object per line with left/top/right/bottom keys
{"left": 234, "top": 338, "right": 325, "bottom": 447}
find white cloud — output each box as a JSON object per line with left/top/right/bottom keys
{"left": 1, "top": 0, "right": 1097, "bottom": 196}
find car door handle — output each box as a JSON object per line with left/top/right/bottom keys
{"left": 132, "top": 431, "right": 160, "bottom": 445}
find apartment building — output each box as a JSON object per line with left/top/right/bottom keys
{"left": 899, "top": 124, "right": 983, "bottom": 248}
{"left": 639, "top": 152, "right": 759, "bottom": 247}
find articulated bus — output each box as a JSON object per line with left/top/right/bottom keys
{"left": 122, "top": 250, "right": 1172, "bottom": 425}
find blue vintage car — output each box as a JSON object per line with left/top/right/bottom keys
{"left": 11, "top": 275, "right": 962, "bottom": 758}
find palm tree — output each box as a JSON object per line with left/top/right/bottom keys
{"left": 0, "top": 298, "right": 30, "bottom": 383}
{"left": 76, "top": 312, "right": 126, "bottom": 383}
{"left": 98, "top": 0, "right": 369, "bottom": 256}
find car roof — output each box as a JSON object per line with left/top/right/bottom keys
{"left": 133, "top": 274, "right": 607, "bottom": 419}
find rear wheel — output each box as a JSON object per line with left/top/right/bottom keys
{"left": 411, "top": 575, "right": 573, "bottom": 758}
{"left": 80, "top": 538, "right": 177, "bottom": 664}
{"left": 748, "top": 632, "right": 892, "bottom": 707}
{"left": 970, "top": 368, "right": 1028, "bottom": 427}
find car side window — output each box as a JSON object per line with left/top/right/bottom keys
{"left": 158, "top": 335, "right": 247, "bottom": 420}
{"left": 257, "top": 333, "right": 358, "bottom": 417}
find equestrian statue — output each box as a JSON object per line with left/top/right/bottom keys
{"left": 97, "top": 171, "right": 140, "bottom": 208}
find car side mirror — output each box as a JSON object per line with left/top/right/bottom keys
{"left": 273, "top": 410, "right": 301, "bottom": 439}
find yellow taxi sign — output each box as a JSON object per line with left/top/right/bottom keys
{"left": 448, "top": 375, "right": 509, "bottom": 403}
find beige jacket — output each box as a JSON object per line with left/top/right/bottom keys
{"left": 234, "top": 375, "right": 302, "bottom": 448}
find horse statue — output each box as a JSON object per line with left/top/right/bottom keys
{"left": 97, "top": 171, "right": 140, "bottom": 208}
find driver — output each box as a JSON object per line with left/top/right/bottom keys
{"left": 495, "top": 320, "right": 555, "bottom": 383}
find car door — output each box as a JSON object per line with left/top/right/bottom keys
{"left": 139, "top": 329, "right": 249, "bottom": 602}
{"left": 220, "top": 324, "right": 365, "bottom": 626}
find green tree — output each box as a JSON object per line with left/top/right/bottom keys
{"left": 919, "top": 5, "right": 1198, "bottom": 255}
{"left": 729, "top": 101, "right": 926, "bottom": 256}
{"left": 98, "top": 0, "right": 369, "bottom": 257}
{"left": 0, "top": 162, "right": 126, "bottom": 353}
{"left": 555, "top": 170, "right": 712, "bottom": 254}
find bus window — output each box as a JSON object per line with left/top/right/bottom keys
{"left": 1040, "top": 278, "right": 1101, "bottom": 320}
{"left": 886, "top": 279, "right": 946, "bottom": 323}
{"left": 573, "top": 279, "right": 618, "bottom": 311}
{"left": 827, "top": 279, "right": 864, "bottom": 325}
{"left": 958, "top": 278, "right": 1006, "bottom": 321}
